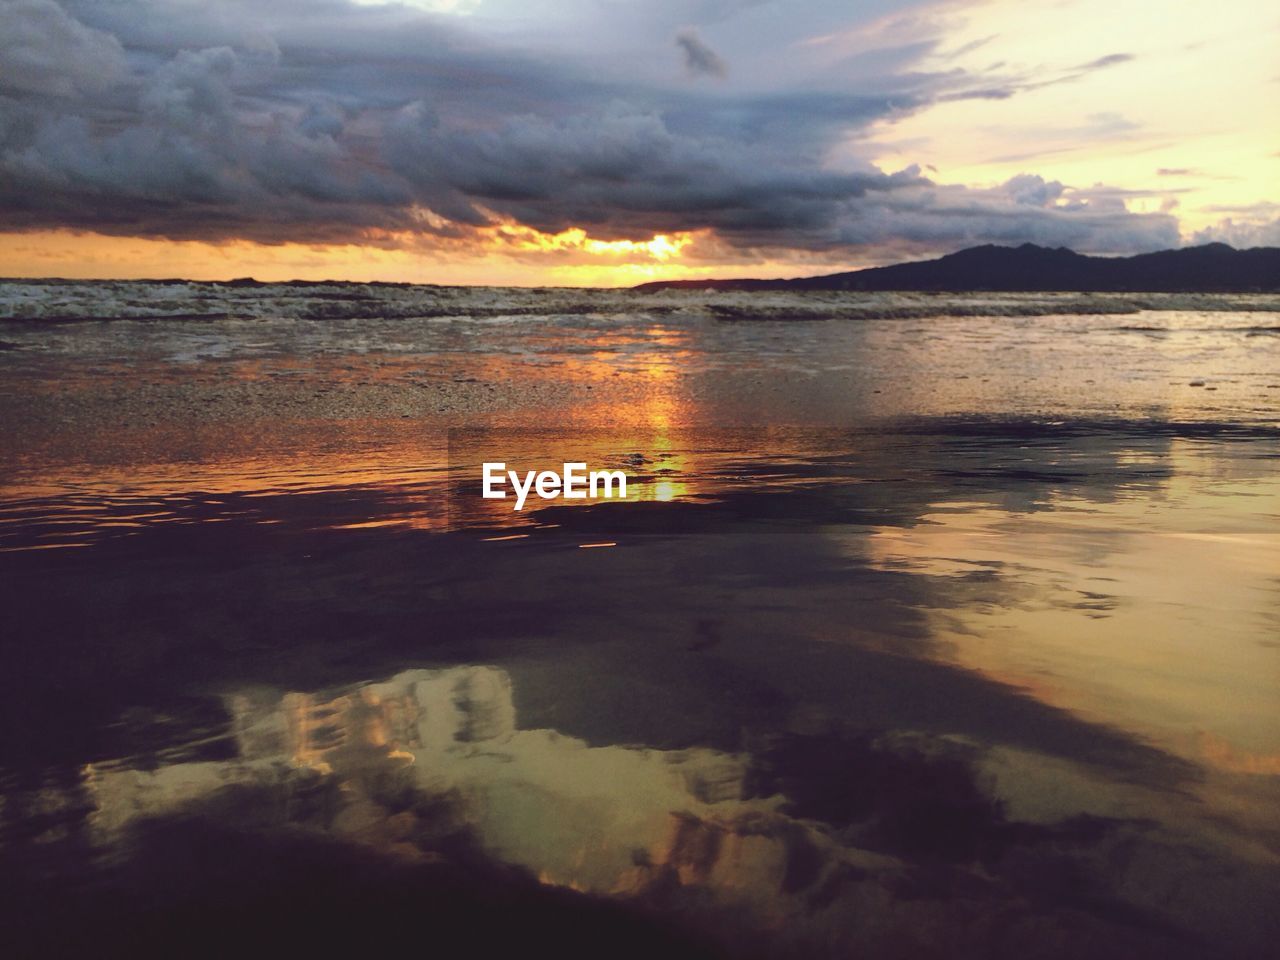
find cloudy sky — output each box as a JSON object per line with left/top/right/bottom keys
{"left": 1, "top": 0, "right": 1276, "bottom": 284}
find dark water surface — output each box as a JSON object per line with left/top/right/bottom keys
{"left": 1, "top": 286, "right": 1278, "bottom": 957}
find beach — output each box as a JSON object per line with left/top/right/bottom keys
{"left": 2, "top": 283, "right": 1279, "bottom": 958}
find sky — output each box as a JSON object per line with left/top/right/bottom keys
{"left": 0, "top": 0, "right": 1277, "bottom": 285}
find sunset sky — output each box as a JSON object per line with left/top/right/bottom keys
{"left": 1, "top": 0, "right": 1277, "bottom": 285}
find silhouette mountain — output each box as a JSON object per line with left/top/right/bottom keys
{"left": 634, "top": 243, "right": 1280, "bottom": 293}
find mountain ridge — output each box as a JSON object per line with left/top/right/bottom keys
{"left": 634, "top": 243, "right": 1280, "bottom": 293}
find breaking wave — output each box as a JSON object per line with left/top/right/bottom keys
{"left": 1, "top": 279, "right": 1278, "bottom": 324}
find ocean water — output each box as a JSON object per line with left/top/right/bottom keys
{"left": 1, "top": 283, "right": 1278, "bottom": 957}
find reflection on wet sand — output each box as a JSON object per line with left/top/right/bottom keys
{"left": 2, "top": 430, "right": 1277, "bottom": 955}
{"left": 864, "top": 438, "right": 1280, "bottom": 782}
{"left": 5, "top": 661, "right": 1267, "bottom": 958}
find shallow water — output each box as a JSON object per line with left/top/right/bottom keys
{"left": 1, "top": 285, "right": 1278, "bottom": 957}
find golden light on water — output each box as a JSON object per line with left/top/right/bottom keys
{"left": 652, "top": 480, "right": 677, "bottom": 502}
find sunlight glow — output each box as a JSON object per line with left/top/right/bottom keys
{"left": 0, "top": 221, "right": 862, "bottom": 287}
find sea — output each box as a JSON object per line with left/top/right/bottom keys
{"left": 1, "top": 281, "right": 1278, "bottom": 958}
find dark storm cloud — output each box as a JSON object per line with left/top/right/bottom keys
{"left": 675, "top": 29, "right": 727, "bottom": 78}
{"left": 0, "top": 1, "right": 1177, "bottom": 255}
{"left": 0, "top": 0, "right": 128, "bottom": 96}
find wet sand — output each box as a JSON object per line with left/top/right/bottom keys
{"left": 1, "top": 286, "right": 1278, "bottom": 958}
